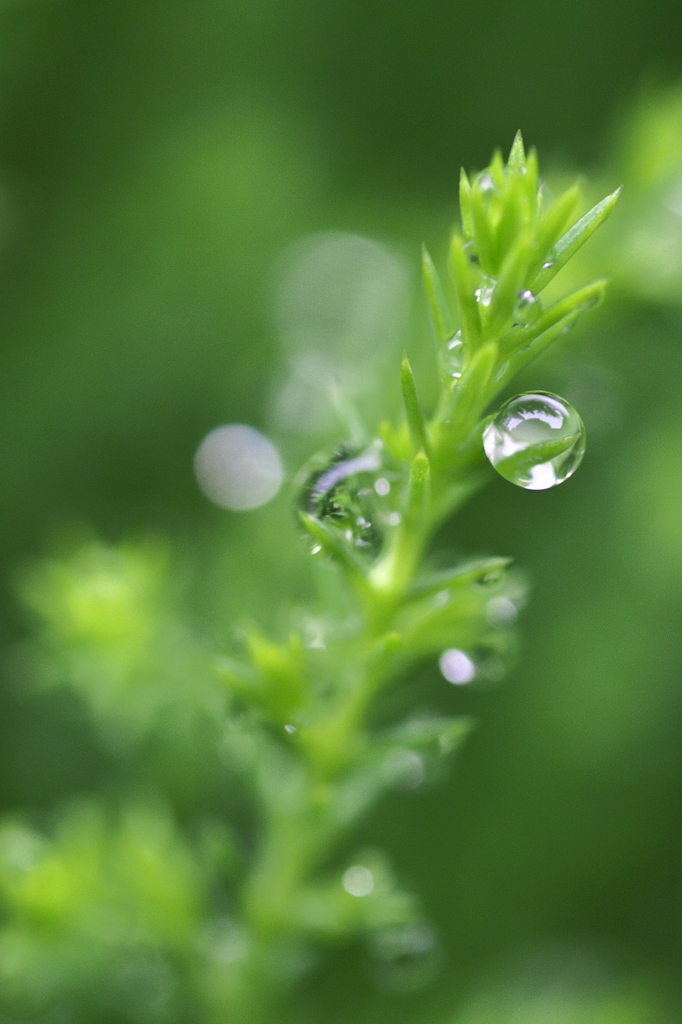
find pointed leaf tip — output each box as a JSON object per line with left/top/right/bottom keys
{"left": 401, "top": 357, "right": 430, "bottom": 457}
{"left": 508, "top": 130, "right": 526, "bottom": 169}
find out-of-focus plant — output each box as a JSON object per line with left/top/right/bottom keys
{"left": 0, "top": 136, "right": 618, "bottom": 1023}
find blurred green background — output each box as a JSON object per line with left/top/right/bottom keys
{"left": 1, "top": 0, "right": 682, "bottom": 1021}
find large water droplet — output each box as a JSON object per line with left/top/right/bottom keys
{"left": 440, "top": 329, "right": 464, "bottom": 380}
{"left": 483, "top": 392, "right": 586, "bottom": 490}
{"left": 300, "top": 441, "right": 396, "bottom": 554}
{"left": 514, "top": 289, "right": 542, "bottom": 327}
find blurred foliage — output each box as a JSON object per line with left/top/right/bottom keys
{"left": 0, "top": 1, "right": 682, "bottom": 1023}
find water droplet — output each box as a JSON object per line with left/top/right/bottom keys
{"left": 284, "top": 723, "right": 297, "bottom": 735}
{"left": 300, "top": 442, "right": 396, "bottom": 554}
{"left": 439, "top": 649, "right": 476, "bottom": 684}
{"left": 477, "top": 171, "right": 498, "bottom": 197}
{"left": 343, "top": 865, "right": 374, "bottom": 897}
{"left": 194, "top": 425, "right": 284, "bottom": 511}
{"left": 475, "top": 279, "right": 494, "bottom": 307}
{"left": 440, "top": 329, "right": 465, "bottom": 380}
{"left": 483, "top": 392, "right": 586, "bottom": 490}
{"left": 514, "top": 289, "right": 542, "bottom": 327}
{"left": 387, "top": 511, "right": 401, "bottom": 527}
{"left": 542, "top": 256, "right": 555, "bottom": 271}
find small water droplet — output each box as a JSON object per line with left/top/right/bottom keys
{"left": 475, "top": 280, "right": 494, "bottom": 307}
{"left": 439, "top": 649, "right": 476, "bottom": 684}
{"left": 542, "top": 257, "right": 555, "bottom": 271}
{"left": 300, "top": 442, "right": 395, "bottom": 555}
{"left": 284, "top": 723, "right": 297, "bottom": 735}
{"left": 387, "top": 511, "right": 401, "bottom": 527}
{"left": 477, "top": 171, "right": 498, "bottom": 197}
{"left": 441, "top": 329, "right": 464, "bottom": 379}
{"left": 514, "top": 289, "right": 542, "bottom": 327}
{"left": 483, "top": 392, "right": 586, "bottom": 490}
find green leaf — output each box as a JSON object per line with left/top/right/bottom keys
{"left": 409, "top": 557, "right": 512, "bottom": 599}
{"left": 500, "top": 280, "right": 607, "bottom": 382}
{"left": 401, "top": 357, "right": 431, "bottom": 457}
{"left": 422, "top": 247, "right": 454, "bottom": 343}
{"left": 522, "top": 147, "right": 539, "bottom": 211}
{"left": 402, "top": 451, "right": 431, "bottom": 534}
{"left": 507, "top": 129, "right": 526, "bottom": 172}
{"left": 448, "top": 234, "right": 483, "bottom": 351}
{"left": 441, "top": 340, "right": 498, "bottom": 446}
{"left": 494, "top": 432, "right": 581, "bottom": 485}
{"left": 385, "top": 714, "right": 474, "bottom": 756}
{"left": 299, "top": 512, "right": 369, "bottom": 592}
{"left": 485, "top": 231, "right": 533, "bottom": 339}
{"left": 521, "top": 278, "right": 606, "bottom": 345}
{"left": 459, "top": 168, "right": 474, "bottom": 237}
{"left": 492, "top": 171, "right": 528, "bottom": 269}
{"left": 470, "top": 180, "right": 496, "bottom": 275}
{"left": 532, "top": 187, "right": 621, "bottom": 293}
{"left": 527, "top": 184, "right": 581, "bottom": 280}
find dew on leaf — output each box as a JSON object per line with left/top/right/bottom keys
{"left": 477, "top": 171, "right": 498, "bottom": 197}
{"left": 475, "top": 279, "right": 494, "bottom": 307}
{"left": 514, "top": 289, "right": 542, "bottom": 327}
{"left": 300, "top": 441, "right": 397, "bottom": 554}
{"left": 440, "top": 329, "right": 464, "bottom": 380}
{"left": 482, "top": 392, "right": 586, "bottom": 490}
